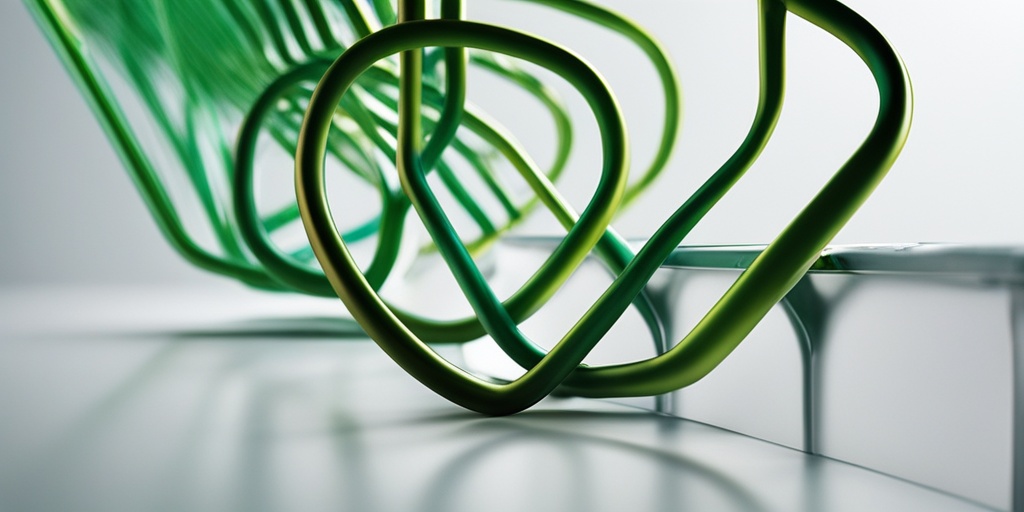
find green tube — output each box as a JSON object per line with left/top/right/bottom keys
{"left": 296, "top": 0, "right": 911, "bottom": 414}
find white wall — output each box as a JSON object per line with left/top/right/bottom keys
{"left": 2, "top": 0, "right": 1022, "bottom": 285}
{"left": 0, "top": 1, "right": 206, "bottom": 285}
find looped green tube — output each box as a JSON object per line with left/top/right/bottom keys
{"left": 29, "top": 0, "right": 911, "bottom": 416}
{"left": 297, "top": 0, "right": 911, "bottom": 415}
{"left": 235, "top": 1, "right": 668, "bottom": 353}
{"left": 299, "top": 19, "right": 634, "bottom": 414}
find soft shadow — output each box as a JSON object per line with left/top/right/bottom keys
{"left": 416, "top": 417, "right": 769, "bottom": 512}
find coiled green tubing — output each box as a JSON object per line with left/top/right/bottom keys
{"left": 296, "top": 0, "right": 911, "bottom": 414}
{"left": 32, "top": 0, "right": 912, "bottom": 415}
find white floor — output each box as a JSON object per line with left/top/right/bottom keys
{"left": 0, "top": 287, "right": 998, "bottom": 511}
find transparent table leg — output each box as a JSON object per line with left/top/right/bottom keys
{"left": 780, "top": 277, "right": 827, "bottom": 455}
{"left": 1011, "top": 286, "right": 1024, "bottom": 512}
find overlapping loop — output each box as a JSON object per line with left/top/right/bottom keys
{"left": 295, "top": 0, "right": 912, "bottom": 415}
{"left": 230, "top": 0, "right": 679, "bottom": 345}
{"left": 31, "top": 0, "right": 911, "bottom": 415}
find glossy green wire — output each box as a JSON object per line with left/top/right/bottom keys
{"left": 403, "top": 0, "right": 670, "bottom": 364}
{"left": 262, "top": 4, "right": 581, "bottom": 275}
{"left": 224, "top": 0, "right": 673, "bottom": 356}
{"left": 228, "top": 0, "right": 654, "bottom": 345}
{"left": 233, "top": 23, "right": 662, "bottom": 351}
{"left": 296, "top": 14, "right": 642, "bottom": 413}
{"left": 412, "top": 0, "right": 782, "bottom": 379}
{"left": 316, "top": 0, "right": 677, "bottom": 253}
{"left": 561, "top": 0, "right": 912, "bottom": 398}
{"left": 296, "top": 0, "right": 911, "bottom": 414}
{"left": 230, "top": 0, "right": 630, "bottom": 317}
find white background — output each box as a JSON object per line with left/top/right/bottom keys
{"left": 1, "top": 0, "right": 1022, "bottom": 285}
